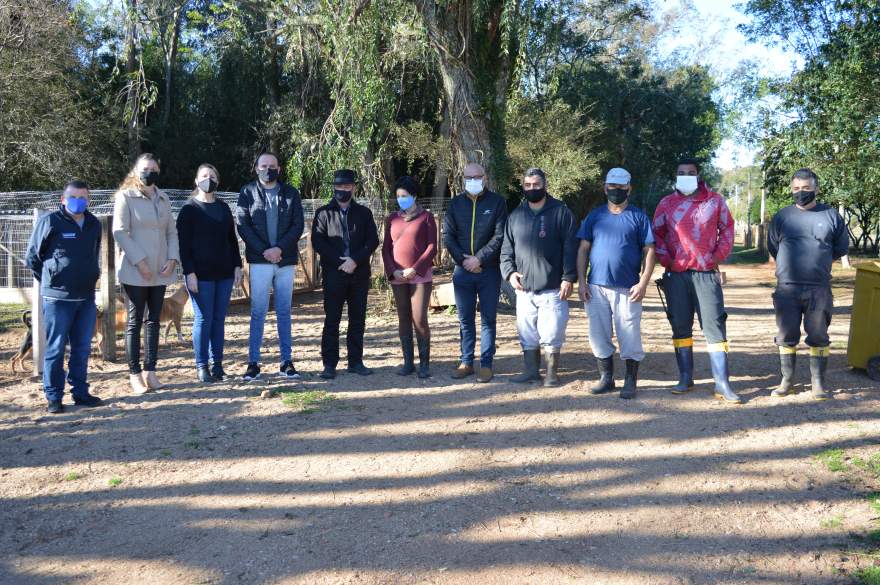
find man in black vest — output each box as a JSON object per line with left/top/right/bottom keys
{"left": 26, "top": 180, "right": 103, "bottom": 413}
{"left": 311, "top": 170, "right": 380, "bottom": 379}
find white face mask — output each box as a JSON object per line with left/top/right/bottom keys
{"left": 464, "top": 179, "right": 483, "bottom": 196}
{"left": 676, "top": 175, "right": 699, "bottom": 195}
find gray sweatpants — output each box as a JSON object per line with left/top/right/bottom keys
{"left": 515, "top": 289, "right": 569, "bottom": 351}
{"left": 661, "top": 270, "right": 728, "bottom": 349}
{"left": 585, "top": 284, "right": 645, "bottom": 361}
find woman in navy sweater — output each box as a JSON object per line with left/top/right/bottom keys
{"left": 176, "top": 164, "right": 243, "bottom": 382}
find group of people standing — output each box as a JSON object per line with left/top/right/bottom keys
{"left": 25, "top": 151, "right": 848, "bottom": 414}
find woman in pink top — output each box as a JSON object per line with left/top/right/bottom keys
{"left": 382, "top": 176, "right": 437, "bottom": 379}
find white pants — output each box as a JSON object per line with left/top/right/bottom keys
{"left": 516, "top": 289, "right": 569, "bottom": 351}
{"left": 585, "top": 284, "right": 644, "bottom": 361}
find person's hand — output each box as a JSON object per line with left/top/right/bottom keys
{"left": 629, "top": 281, "right": 648, "bottom": 303}
{"left": 186, "top": 273, "right": 198, "bottom": 294}
{"left": 158, "top": 259, "right": 176, "bottom": 277}
{"left": 339, "top": 256, "right": 357, "bottom": 274}
{"left": 401, "top": 268, "right": 417, "bottom": 280}
{"left": 263, "top": 247, "right": 282, "bottom": 264}
{"left": 233, "top": 267, "right": 243, "bottom": 289}
{"left": 579, "top": 280, "right": 590, "bottom": 302}
{"left": 136, "top": 259, "right": 153, "bottom": 282}
{"left": 392, "top": 269, "right": 405, "bottom": 281}
{"left": 508, "top": 272, "right": 523, "bottom": 291}
{"left": 559, "top": 280, "right": 573, "bottom": 300}
{"left": 463, "top": 254, "right": 481, "bottom": 273}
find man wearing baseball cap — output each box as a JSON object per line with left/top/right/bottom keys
{"left": 576, "top": 168, "right": 656, "bottom": 399}
{"left": 311, "top": 169, "right": 379, "bottom": 379}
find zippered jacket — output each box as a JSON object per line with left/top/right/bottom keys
{"left": 26, "top": 206, "right": 101, "bottom": 300}
{"left": 443, "top": 190, "right": 507, "bottom": 268}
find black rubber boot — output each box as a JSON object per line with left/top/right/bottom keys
{"left": 709, "top": 351, "right": 742, "bottom": 404}
{"left": 590, "top": 357, "right": 615, "bottom": 394}
{"left": 544, "top": 351, "right": 560, "bottom": 387}
{"left": 397, "top": 335, "right": 415, "bottom": 376}
{"left": 771, "top": 350, "right": 797, "bottom": 397}
{"left": 671, "top": 346, "right": 695, "bottom": 394}
{"left": 417, "top": 337, "right": 431, "bottom": 379}
{"left": 511, "top": 350, "right": 542, "bottom": 383}
{"left": 810, "top": 354, "right": 831, "bottom": 400}
{"left": 620, "top": 359, "right": 639, "bottom": 399}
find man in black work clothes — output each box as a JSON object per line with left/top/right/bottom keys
{"left": 311, "top": 169, "right": 380, "bottom": 379}
{"left": 768, "top": 168, "right": 849, "bottom": 400}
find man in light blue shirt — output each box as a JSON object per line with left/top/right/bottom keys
{"left": 576, "top": 168, "right": 656, "bottom": 399}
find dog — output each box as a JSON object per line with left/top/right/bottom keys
{"left": 10, "top": 310, "right": 32, "bottom": 373}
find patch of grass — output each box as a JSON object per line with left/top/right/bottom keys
{"left": 725, "top": 245, "right": 769, "bottom": 265}
{"left": 855, "top": 567, "right": 880, "bottom": 585}
{"left": 815, "top": 448, "right": 847, "bottom": 472}
{"left": 821, "top": 514, "right": 845, "bottom": 529}
{"left": 868, "top": 493, "right": 880, "bottom": 515}
{"left": 0, "top": 303, "right": 29, "bottom": 333}
{"left": 108, "top": 477, "right": 123, "bottom": 487}
{"left": 159, "top": 449, "right": 172, "bottom": 457}
{"left": 852, "top": 453, "right": 880, "bottom": 476}
{"left": 184, "top": 440, "right": 201, "bottom": 449}
{"left": 64, "top": 472, "right": 82, "bottom": 481}
{"left": 280, "top": 390, "right": 336, "bottom": 413}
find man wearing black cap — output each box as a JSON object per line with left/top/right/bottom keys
{"left": 311, "top": 170, "right": 380, "bottom": 379}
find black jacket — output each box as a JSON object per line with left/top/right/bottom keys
{"left": 311, "top": 199, "right": 379, "bottom": 279}
{"left": 235, "top": 180, "right": 305, "bottom": 267}
{"left": 443, "top": 189, "right": 507, "bottom": 268}
{"left": 26, "top": 207, "right": 101, "bottom": 300}
{"left": 500, "top": 196, "right": 578, "bottom": 293}
{"left": 176, "top": 198, "right": 242, "bottom": 280}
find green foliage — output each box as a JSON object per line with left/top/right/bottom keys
{"left": 855, "top": 567, "right": 880, "bottom": 585}
{"left": 280, "top": 390, "right": 336, "bottom": 412}
{"left": 815, "top": 448, "right": 846, "bottom": 472}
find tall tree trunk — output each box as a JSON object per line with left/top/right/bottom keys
{"left": 159, "top": 3, "right": 184, "bottom": 141}
{"left": 413, "top": 0, "right": 518, "bottom": 192}
{"left": 124, "top": 0, "right": 141, "bottom": 161}
{"left": 432, "top": 97, "right": 451, "bottom": 200}
{"left": 267, "top": 20, "right": 282, "bottom": 154}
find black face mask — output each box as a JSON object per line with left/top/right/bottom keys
{"left": 607, "top": 188, "right": 629, "bottom": 205}
{"left": 258, "top": 168, "right": 279, "bottom": 183}
{"left": 197, "top": 178, "right": 218, "bottom": 193}
{"left": 139, "top": 170, "right": 160, "bottom": 187}
{"left": 334, "top": 188, "right": 353, "bottom": 203}
{"left": 794, "top": 190, "right": 816, "bottom": 207}
{"left": 523, "top": 187, "right": 546, "bottom": 203}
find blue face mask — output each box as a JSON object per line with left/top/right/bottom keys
{"left": 397, "top": 195, "right": 415, "bottom": 210}
{"left": 65, "top": 197, "right": 88, "bottom": 214}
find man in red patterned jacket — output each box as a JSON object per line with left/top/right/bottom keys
{"left": 653, "top": 158, "right": 740, "bottom": 404}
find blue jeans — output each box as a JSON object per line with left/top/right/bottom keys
{"left": 452, "top": 265, "right": 501, "bottom": 367}
{"left": 188, "top": 278, "right": 234, "bottom": 367}
{"left": 42, "top": 297, "right": 96, "bottom": 402}
{"left": 248, "top": 264, "right": 295, "bottom": 364}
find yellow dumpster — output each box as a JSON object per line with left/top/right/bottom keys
{"left": 847, "top": 261, "right": 880, "bottom": 380}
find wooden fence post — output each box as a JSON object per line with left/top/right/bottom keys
{"left": 99, "top": 216, "right": 117, "bottom": 361}
{"left": 31, "top": 209, "right": 46, "bottom": 377}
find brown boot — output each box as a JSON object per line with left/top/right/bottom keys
{"left": 476, "top": 367, "right": 493, "bottom": 383}
{"left": 143, "top": 371, "right": 165, "bottom": 390}
{"left": 451, "top": 363, "right": 475, "bottom": 379}
{"left": 129, "top": 373, "right": 149, "bottom": 395}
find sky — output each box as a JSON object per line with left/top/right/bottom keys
{"left": 651, "top": 0, "right": 803, "bottom": 170}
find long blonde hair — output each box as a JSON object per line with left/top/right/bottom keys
{"left": 190, "top": 163, "right": 221, "bottom": 198}
{"left": 118, "top": 153, "right": 161, "bottom": 193}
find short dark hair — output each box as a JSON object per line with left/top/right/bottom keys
{"left": 64, "top": 179, "right": 89, "bottom": 192}
{"left": 255, "top": 151, "right": 280, "bottom": 167}
{"left": 393, "top": 175, "right": 421, "bottom": 197}
{"left": 524, "top": 167, "right": 547, "bottom": 184}
{"left": 677, "top": 157, "right": 701, "bottom": 172}
{"left": 791, "top": 168, "right": 819, "bottom": 188}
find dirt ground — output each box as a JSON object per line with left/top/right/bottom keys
{"left": 1, "top": 262, "right": 879, "bottom": 585}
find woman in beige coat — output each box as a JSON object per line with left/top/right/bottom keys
{"left": 113, "top": 153, "right": 180, "bottom": 395}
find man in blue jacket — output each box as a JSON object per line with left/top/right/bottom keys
{"left": 500, "top": 168, "right": 578, "bottom": 387}
{"left": 443, "top": 163, "right": 508, "bottom": 383}
{"left": 235, "top": 152, "right": 305, "bottom": 381}
{"left": 26, "top": 180, "right": 102, "bottom": 414}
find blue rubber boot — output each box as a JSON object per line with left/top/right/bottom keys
{"left": 671, "top": 345, "right": 695, "bottom": 394}
{"left": 709, "top": 350, "right": 742, "bottom": 404}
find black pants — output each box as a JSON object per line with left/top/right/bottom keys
{"left": 661, "top": 270, "right": 728, "bottom": 346}
{"left": 123, "top": 284, "right": 166, "bottom": 374}
{"left": 321, "top": 271, "right": 370, "bottom": 369}
{"left": 773, "top": 284, "right": 832, "bottom": 348}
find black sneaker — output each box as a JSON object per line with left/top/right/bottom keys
{"left": 243, "top": 363, "right": 261, "bottom": 381}
{"left": 47, "top": 401, "right": 63, "bottom": 414}
{"left": 211, "top": 364, "right": 227, "bottom": 381}
{"left": 73, "top": 394, "right": 102, "bottom": 407}
{"left": 347, "top": 363, "right": 373, "bottom": 376}
{"left": 279, "top": 361, "right": 301, "bottom": 379}
{"left": 319, "top": 367, "right": 336, "bottom": 380}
